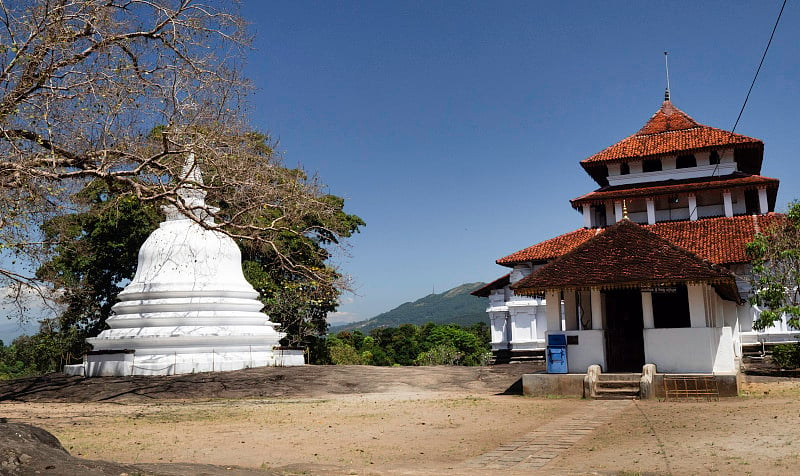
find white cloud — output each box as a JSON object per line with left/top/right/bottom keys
{"left": 326, "top": 311, "right": 362, "bottom": 326}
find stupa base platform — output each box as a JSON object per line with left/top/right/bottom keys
{"left": 65, "top": 348, "right": 304, "bottom": 377}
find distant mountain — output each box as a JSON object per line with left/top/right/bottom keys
{"left": 330, "top": 282, "right": 488, "bottom": 334}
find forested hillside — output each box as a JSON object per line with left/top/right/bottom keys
{"left": 331, "top": 282, "right": 487, "bottom": 333}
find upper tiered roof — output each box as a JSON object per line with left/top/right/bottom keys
{"left": 582, "top": 100, "right": 763, "bottom": 164}
{"left": 580, "top": 100, "right": 764, "bottom": 186}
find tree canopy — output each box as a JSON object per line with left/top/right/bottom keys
{"left": 19, "top": 166, "right": 362, "bottom": 372}
{"left": 324, "top": 322, "right": 491, "bottom": 367}
{"left": 0, "top": 1, "right": 365, "bottom": 372}
{"left": 747, "top": 201, "right": 800, "bottom": 330}
{"left": 0, "top": 0, "right": 354, "bottom": 307}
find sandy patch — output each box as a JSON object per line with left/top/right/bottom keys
{"left": 6, "top": 393, "right": 576, "bottom": 474}
{"left": 4, "top": 367, "right": 800, "bottom": 475}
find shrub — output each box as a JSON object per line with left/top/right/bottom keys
{"left": 328, "top": 343, "right": 364, "bottom": 365}
{"left": 415, "top": 344, "right": 462, "bottom": 366}
{"left": 771, "top": 343, "right": 800, "bottom": 369}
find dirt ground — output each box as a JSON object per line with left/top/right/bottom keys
{"left": 2, "top": 364, "right": 800, "bottom": 475}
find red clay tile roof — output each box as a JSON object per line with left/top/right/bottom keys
{"left": 510, "top": 220, "right": 740, "bottom": 301}
{"left": 570, "top": 173, "right": 779, "bottom": 207}
{"left": 581, "top": 101, "right": 762, "bottom": 166}
{"left": 635, "top": 100, "right": 700, "bottom": 135}
{"left": 470, "top": 274, "right": 510, "bottom": 297}
{"left": 648, "top": 214, "right": 784, "bottom": 265}
{"left": 497, "top": 214, "right": 785, "bottom": 267}
{"left": 496, "top": 228, "right": 602, "bottom": 266}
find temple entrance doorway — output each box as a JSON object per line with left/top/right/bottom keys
{"left": 603, "top": 289, "right": 645, "bottom": 372}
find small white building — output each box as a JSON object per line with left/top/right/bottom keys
{"left": 474, "top": 97, "right": 793, "bottom": 374}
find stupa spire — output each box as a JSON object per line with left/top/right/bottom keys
{"left": 164, "top": 153, "right": 218, "bottom": 223}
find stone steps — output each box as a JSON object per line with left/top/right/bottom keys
{"left": 594, "top": 373, "right": 641, "bottom": 400}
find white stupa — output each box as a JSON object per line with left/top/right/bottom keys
{"left": 66, "top": 156, "right": 304, "bottom": 377}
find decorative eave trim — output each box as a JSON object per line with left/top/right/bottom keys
{"left": 513, "top": 277, "right": 741, "bottom": 303}
{"left": 569, "top": 176, "right": 779, "bottom": 208}
{"left": 580, "top": 141, "right": 763, "bottom": 170}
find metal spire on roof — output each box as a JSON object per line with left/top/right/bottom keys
{"left": 664, "top": 51, "right": 671, "bottom": 101}
{"left": 622, "top": 200, "right": 629, "bottom": 220}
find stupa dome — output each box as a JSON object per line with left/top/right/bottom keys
{"left": 68, "top": 156, "right": 304, "bottom": 376}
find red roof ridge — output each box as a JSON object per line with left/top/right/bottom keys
{"left": 635, "top": 100, "right": 700, "bottom": 136}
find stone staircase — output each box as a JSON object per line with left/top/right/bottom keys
{"left": 594, "top": 373, "right": 641, "bottom": 399}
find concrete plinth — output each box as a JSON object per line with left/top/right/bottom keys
{"left": 522, "top": 373, "right": 586, "bottom": 397}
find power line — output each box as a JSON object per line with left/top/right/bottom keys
{"left": 708, "top": 0, "right": 787, "bottom": 184}
{"left": 730, "top": 0, "right": 787, "bottom": 134}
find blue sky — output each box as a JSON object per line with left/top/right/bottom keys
{"left": 238, "top": 1, "right": 800, "bottom": 325}
{"left": 2, "top": 1, "right": 799, "bottom": 342}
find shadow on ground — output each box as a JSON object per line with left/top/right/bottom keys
{"left": 0, "top": 362, "right": 545, "bottom": 403}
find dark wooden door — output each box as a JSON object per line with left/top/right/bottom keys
{"left": 604, "top": 289, "right": 645, "bottom": 372}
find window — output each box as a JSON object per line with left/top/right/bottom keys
{"left": 620, "top": 162, "right": 630, "bottom": 175}
{"left": 593, "top": 205, "right": 607, "bottom": 227}
{"left": 643, "top": 159, "right": 662, "bottom": 172}
{"left": 676, "top": 154, "right": 697, "bottom": 169}
{"left": 652, "top": 285, "right": 690, "bottom": 328}
{"left": 709, "top": 151, "right": 720, "bottom": 165}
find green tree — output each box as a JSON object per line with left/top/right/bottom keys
{"left": 239, "top": 184, "right": 364, "bottom": 349}
{"left": 25, "top": 171, "right": 361, "bottom": 372}
{"left": 316, "top": 323, "right": 491, "bottom": 367}
{"left": 0, "top": 1, "right": 356, "bottom": 326}
{"left": 747, "top": 201, "right": 800, "bottom": 330}
{"left": 421, "top": 323, "right": 487, "bottom": 366}
{"left": 0, "top": 339, "right": 38, "bottom": 379}
{"left": 33, "top": 181, "right": 162, "bottom": 367}
{"left": 377, "top": 324, "right": 422, "bottom": 366}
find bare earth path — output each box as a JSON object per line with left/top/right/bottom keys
{"left": 2, "top": 365, "right": 800, "bottom": 475}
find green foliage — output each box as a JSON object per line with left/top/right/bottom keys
{"left": 415, "top": 344, "right": 462, "bottom": 366}
{"left": 771, "top": 343, "right": 800, "bottom": 369}
{"left": 328, "top": 343, "right": 365, "bottom": 365}
{"left": 27, "top": 182, "right": 162, "bottom": 371}
{"left": 5, "top": 160, "right": 362, "bottom": 375}
{"left": 0, "top": 340, "right": 37, "bottom": 380}
{"left": 312, "top": 322, "right": 491, "bottom": 366}
{"left": 747, "top": 201, "right": 800, "bottom": 330}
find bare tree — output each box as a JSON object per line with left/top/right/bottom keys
{"left": 0, "top": 0, "right": 353, "bottom": 309}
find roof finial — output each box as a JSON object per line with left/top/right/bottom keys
{"left": 622, "top": 199, "right": 629, "bottom": 220}
{"left": 664, "top": 51, "right": 671, "bottom": 102}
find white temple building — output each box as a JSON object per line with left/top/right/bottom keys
{"left": 473, "top": 95, "right": 794, "bottom": 374}
{"left": 65, "top": 157, "right": 304, "bottom": 377}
